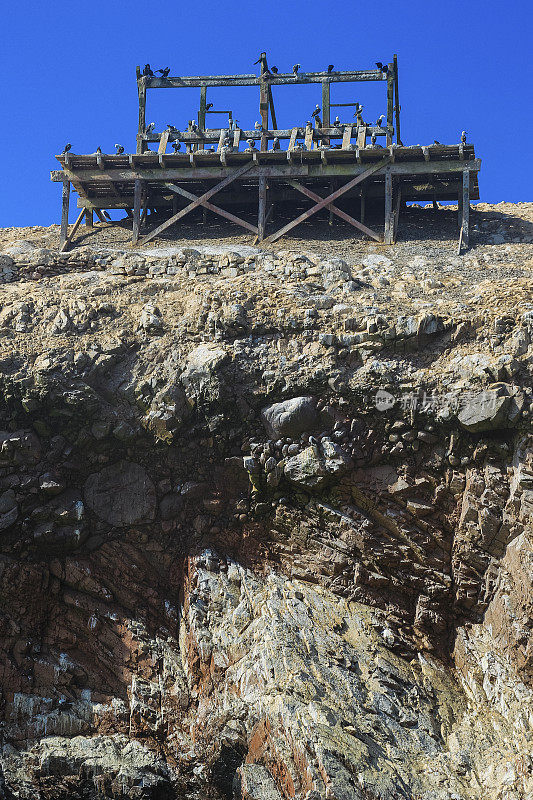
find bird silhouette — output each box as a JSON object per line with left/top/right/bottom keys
{"left": 171, "top": 141, "right": 181, "bottom": 152}
{"left": 461, "top": 130, "right": 467, "bottom": 143}
{"left": 115, "top": 144, "right": 124, "bottom": 154}
{"left": 376, "top": 62, "right": 389, "bottom": 75}
{"left": 433, "top": 139, "right": 441, "bottom": 145}
{"left": 271, "top": 137, "right": 280, "bottom": 150}
{"left": 166, "top": 124, "right": 178, "bottom": 132}
{"left": 146, "top": 122, "right": 155, "bottom": 133}
{"left": 62, "top": 143, "right": 72, "bottom": 154}
{"left": 334, "top": 116, "right": 341, "bottom": 126}
{"left": 375, "top": 115, "right": 385, "bottom": 127}
{"left": 143, "top": 64, "right": 154, "bottom": 77}
{"left": 312, "top": 104, "right": 321, "bottom": 118}
{"left": 254, "top": 121, "right": 262, "bottom": 130}
{"left": 327, "top": 64, "right": 334, "bottom": 73}
{"left": 293, "top": 64, "right": 301, "bottom": 75}
{"left": 271, "top": 66, "right": 278, "bottom": 73}
{"left": 206, "top": 103, "right": 213, "bottom": 111}
{"left": 156, "top": 67, "right": 170, "bottom": 77}
{"left": 95, "top": 147, "right": 102, "bottom": 155}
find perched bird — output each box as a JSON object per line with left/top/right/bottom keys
{"left": 461, "top": 130, "right": 467, "bottom": 144}
{"left": 293, "top": 63, "right": 301, "bottom": 75}
{"left": 206, "top": 103, "right": 214, "bottom": 111}
{"left": 171, "top": 141, "right": 182, "bottom": 152}
{"left": 376, "top": 62, "right": 389, "bottom": 75}
{"left": 370, "top": 133, "right": 383, "bottom": 148}
{"left": 254, "top": 121, "right": 262, "bottom": 130}
{"left": 156, "top": 67, "right": 170, "bottom": 77}
{"left": 62, "top": 143, "right": 72, "bottom": 154}
{"left": 327, "top": 64, "right": 334, "bottom": 73}
{"left": 334, "top": 116, "right": 341, "bottom": 126}
{"left": 115, "top": 144, "right": 124, "bottom": 154}
{"left": 375, "top": 114, "right": 385, "bottom": 127}
{"left": 244, "top": 138, "right": 257, "bottom": 152}
{"left": 146, "top": 122, "right": 155, "bottom": 133}
{"left": 143, "top": 64, "right": 154, "bottom": 77}
{"left": 95, "top": 147, "right": 102, "bottom": 155}
{"left": 271, "top": 137, "right": 280, "bottom": 150}
{"left": 312, "top": 104, "right": 321, "bottom": 118}
{"left": 433, "top": 139, "right": 441, "bottom": 145}
{"left": 271, "top": 66, "right": 278, "bottom": 73}
{"left": 353, "top": 103, "right": 364, "bottom": 120}
{"left": 166, "top": 124, "right": 178, "bottom": 132}
{"left": 305, "top": 120, "right": 312, "bottom": 128}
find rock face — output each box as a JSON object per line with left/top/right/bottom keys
{"left": 0, "top": 206, "right": 532, "bottom": 799}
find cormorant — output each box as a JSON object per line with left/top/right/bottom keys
{"left": 376, "top": 62, "right": 389, "bottom": 75}
{"left": 206, "top": 103, "right": 213, "bottom": 111}
{"left": 375, "top": 115, "right": 385, "bottom": 127}
{"left": 271, "top": 137, "right": 280, "bottom": 150}
{"left": 156, "top": 67, "right": 170, "bottom": 77}
{"left": 327, "top": 64, "right": 334, "bottom": 73}
{"left": 143, "top": 64, "right": 154, "bottom": 77}
{"left": 312, "top": 104, "right": 321, "bottom": 118}
{"left": 271, "top": 66, "right": 278, "bottom": 73}
{"left": 62, "top": 143, "right": 72, "bottom": 154}
{"left": 146, "top": 122, "right": 155, "bottom": 133}
{"left": 293, "top": 64, "right": 300, "bottom": 75}
{"left": 171, "top": 141, "right": 181, "bottom": 152}
{"left": 461, "top": 130, "right": 467, "bottom": 144}
{"left": 114, "top": 144, "right": 124, "bottom": 154}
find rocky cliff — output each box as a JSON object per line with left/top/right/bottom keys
{"left": 0, "top": 204, "right": 531, "bottom": 799}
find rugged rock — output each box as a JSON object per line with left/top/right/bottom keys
{"left": 0, "top": 204, "right": 532, "bottom": 799}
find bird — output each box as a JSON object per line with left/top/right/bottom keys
{"left": 62, "top": 143, "right": 72, "bottom": 154}
{"left": 171, "top": 141, "right": 182, "bottom": 152}
{"left": 255, "top": 121, "right": 262, "bottom": 130}
{"left": 146, "top": 122, "right": 155, "bottom": 133}
{"left": 370, "top": 133, "right": 382, "bottom": 148}
{"left": 334, "top": 116, "right": 341, "bottom": 126}
{"left": 95, "top": 147, "right": 102, "bottom": 155}
{"left": 271, "top": 137, "right": 280, "bottom": 150}
{"left": 309, "top": 436, "right": 319, "bottom": 447}
{"left": 166, "top": 124, "right": 178, "bottom": 132}
{"left": 206, "top": 103, "right": 213, "bottom": 111}
{"left": 271, "top": 66, "right": 278, "bottom": 73}
{"left": 461, "top": 130, "right": 467, "bottom": 144}
{"left": 143, "top": 64, "right": 154, "bottom": 77}
{"left": 253, "top": 55, "right": 263, "bottom": 65}
{"left": 376, "top": 62, "right": 389, "bottom": 75}
{"left": 115, "top": 144, "right": 124, "bottom": 154}
{"left": 327, "top": 64, "right": 334, "bottom": 73}
{"left": 156, "top": 67, "right": 170, "bottom": 77}
{"left": 245, "top": 139, "right": 257, "bottom": 152}
{"left": 375, "top": 114, "right": 385, "bottom": 127}
{"left": 312, "top": 104, "right": 321, "bottom": 118}
{"left": 293, "top": 64, "right": 301, "bottom": 75}
{"left": 353, "top": 103, "right": 364, "bottom": 120}
{"left": 433, "top": 139, "right": 441, "bottom": 146}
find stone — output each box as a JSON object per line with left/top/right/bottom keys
{"left": 284, "top": 446, "right": 327, "bottom": 488}
{"left": 458, "top": 392, "right": 511, "bottom": 432}
{"left": 84, "top": 461, "right": 156, "bottom": 526}
{"left": 261, "top": 396, "right": 319, "bottom": 438}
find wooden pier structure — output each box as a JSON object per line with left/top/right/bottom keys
{"left": 51, "top": 55, "right": 480, "bottom": 252}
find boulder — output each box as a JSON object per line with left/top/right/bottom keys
{"left": 284, "top": 440, "right": 352, "bottom": 490}
{"left": 84, "top": 461, "right": 156, "bottom": 526}
{"left": 458, "top": 392, "right": 511, "bottom": 432}
{"left": 261, "top": 396, "right": 318, "bottom": 438}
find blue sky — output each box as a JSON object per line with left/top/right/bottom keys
{"left": 1, "top": 0, "right": 531, "bottom": 227}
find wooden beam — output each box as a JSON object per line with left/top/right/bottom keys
{"left": 267, "top": 86, "right": 277, "bottom": 131}
{"left": 59, "top": 208, "right": 86, "bottom": 253}
{"left": 288, "top": 180, "right": 382, "bottom": 241}
{"left": 461, "top": 168, "right": 470, "bottom": 250}
{"left": 137, "top": 78, "right": 147, "bottom": 154}
{"left": 393, "top": 184, "right": 402, "bottom": 242}
{"left": 386, "top": 66, "right": 394, "bottom": 146}
{"left": 260, "top": 77, "right": 269, "bottom": 152}
{"left": 132, "top": 179, "right": 142, "bottom": 244}
{"left": 258, "top": 176, "right": 267, "bottom": 241}
{"left": 360, "top": 186, "right": 366, "bottom": 225}
{"left": 356, "top": 126, "right": 367, "bottom": 148}
{"left": 342, "top": 125, "right": 353, "bottom": 150}
{"left": 384, "top": 167, "right": 393, "bottom": 244}
{"left": 305, "top": 126, "right": 314, "bottom": 151}
{"left": 199, "top": 85, "right": 207, "bottom": 130}
{"left": 393, "top": 54, "right": 402, "bottom": 145}
{"left": 142, "top": 70, "right": 386, "bottom": 89}
{"left": 158, "top": 130, "right": 169, "bottom": 155}
{"left": 85, "top": 209, "right": 93, "bottom": 227}
{"left": 138, "top": 161, "right": 256, "bottom": 244}
{"left": 264, "top": 156, "right": 391, "bottom": 243}
{"left": 233, "top": 128, "right": 241, "bottom": 149}
{"left": 288, "top": 128, "right": 298, "bottom": 151}
{"left": 164, "top": 182, "right": 258, "bottom": 234}
{"left": 60, "top": 180, "right": 70, "bottom": 248}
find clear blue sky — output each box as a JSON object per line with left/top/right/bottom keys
{"left": 1, "top": 0, "right": 531, "bottom": 227}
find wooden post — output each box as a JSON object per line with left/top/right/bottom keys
{"left": 461, "top": 168, "right": 470, "bottom": 248}
{"left": 386, "top": 65, "right": 394, "bottom": 147}
{"left": 258, "top": 176, "right": 267, "bottom": 241}
{"left": 85, "top": 209, "right": 93, "bottom": 228}
{"left": 60, "top": 180, "right": 70, "bottom": 248}
{"left": 393, "top": 54, "right": 402, "bottom": 145}
{"left": 322, "top": 80, "right": 330, "bottom": 146}
{"left": 137, "top": 70, "right": 147, "bottom": 154}
{"left": 384, "top": 167, "right": 393, "bottom": 244}
{"left": 133, "top": 179, "right": 142, "bottom": 244}
{"left": 259, "top": 52, "right": 269, "bottom": 152}
{"left": 268, "top": 87, "right": 278, "bottom": 131}
{"left": 360, "top": 186, "right": 366, "bottom": 225}
{"left": 393, "top": 185, "right": 402, "bottom": 242}
{"left": 199, "top": 85, "right": 207, "bottom": 131}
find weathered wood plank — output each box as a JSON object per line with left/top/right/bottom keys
{"left": 85, "top": 209, "right": 93, "bottom": 227}
{"left": 60, "top": 208, "right": 86, "bottom": 253}
{"left": 386, "top": 66, "right": 394, "bottom": 146}
{"left": 305, "top": 126, "right": 314, "bottom": 151}
{"left": 258, "top": 175, "right": 267, "bottom": 241}
{"left": 138, "top": 162, "right": 256, "bottom": 244}
{"left": 142, "top": 70, "right": 385, "bottom": 89}
{"left": 164, "top": 182, "right": 258, "bottom": 234}
{"left": 265, "top": 156, "right": 391, "bottom": 243}
{"left": 342, "top": 125, "right": 353, "bottom": 150}
{"left": 288, "top": 128, "right": 298, "bottom": 151}
{"left": 393, "top": 184, "right": 402, "bottom": 242}
{"left": 288, "top": 180, "right": 382, "bottom": 241}
{"left": 60, "top": 181, "right": 70, "bottom": 248}
{"left": 158, "top": 130, "right": 170, "bottom": 155}
{"left": 393, "top": 54, "right": 402, "bottom": 145}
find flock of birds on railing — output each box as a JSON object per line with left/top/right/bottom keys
{"left": 140, "top": 61, "right": 391, "bottom": 79}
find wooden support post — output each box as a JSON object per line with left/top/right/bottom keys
{"left": 386, "top": 66, "right": 394, "bottom": 147}
{"left": 267, "top": 87, "right": 278, "bottom": 131}
{"left": 85, "top": 209, "right": 93, "bottom": 228}
{"left": 461, "top": 168, "right": 470, "bottom": 249}
{"left": 172, "top": 196, "right": 178, "bottom": 216}
{"left": 384, "top": 167, "right": 393, "bottom": 244}
{"left": 457, "top": 184, "right": 463, "bottom": 230}
{"left": 360, "top": 187, "right": 366, "bottom": 225}
{"left": 133, "top": 179, "right": 142, "bottom": 244}
{"left": 60, "top": 180, "right": 70, "bottom": 248}
{"left": 393, "top": 54, "right": 402, "bottom": 145}
{"left": 393, "top": 184, "right": 402, "bottom": 243}
{"left": 199, "top": 85, "right": 207, "bottom": 130}
{"left": 259, "top": 54, "right": 269, "bottom": 152}
{"left": 322, "top": 81, "right": 330, "bottom": 146}
{"left": 258, "top": 175, "right": 267, "bottom": 241}
{"left": 137, "top": 72, "right": 147, "bottom": 154}
{"left": 60, "top": 208, "right": 86, "bottom": 253}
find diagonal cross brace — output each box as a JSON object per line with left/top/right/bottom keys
{"left": 165, "top": 183, "right": 258, "bottom": 234}
{"left": 138, "top": 161, "right": 255, "bottom": 245}
{"left": 287, "top": 180, "right": 382, "bottom": 242}
{"left": 264, "top": 157, "right": 391, "bottom": 244}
